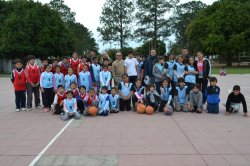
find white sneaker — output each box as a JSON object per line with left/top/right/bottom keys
{"left": 27, "top": 107, "right": 32, "bottom": 111}
{"left": 21, "top": 108, "right": 27, "bottom": 111}
{"left": 16, "top": 109, "right": 20, "bottom": 112}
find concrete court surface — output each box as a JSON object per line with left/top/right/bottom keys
{"left": 0, "top": 74, "right": 250, "bottom": 166}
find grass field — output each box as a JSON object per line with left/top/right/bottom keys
{"left": 211, "top": 66, "right": 250, "bottom": 74}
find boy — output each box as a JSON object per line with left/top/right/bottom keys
{"left": 159, "top": 79, "right": 173, "bottom": 112}
{"left": 146, "top": 84, "right": 161, "bottom": 112}
{"left": 205, "top": 77, "right": 220, "bottom": 114}
{"left": 51, "top": 85, "right": 66, "bottom": 114}
{"left": 78, "top": 56, "right": 90, "bottom": 75}
{"left": 64, "top": 68, "right": 77, "bottom": 90}
{"left": 25, "top": 55, "right": 41, "bottom": 110}
{"left": 153, "top": 56, "right": 167, "bottom": 94}
{"left": 51, "top": 60, "right": 58, "bottom": 74}
{"left": 40, "top": 59, "right": 49, "bottom": 73}
{"left": 85, "top": 88, "right": 99, "bottom": 108}
{"left": 100, "top": 65, "right": 111, "bottom": 93}
{"left": 174, "top": 78, "right": 189, "bottom": 112}
{"left": 69, "top": 82, "right": 79, "bottom": 98}
{"left": 225, "top": 85, "right": 248, "bottom": 117}
{"left": 11, "top": 59, "right": 27, "bottom": 112}
{"left": 98, "top": 86, "right": 110, "bottom": 116}
{"left": 78, "top": 64, "right": 91, "bottom": 92}
{"left": 118, "top": 74, "right": 133, "bottom": 111}
{"left": 69, "top": 52, "right": 81, "bottom": 76}
{"left": 53, "top": 65, "right": 64, "bottom": 92}
{"left": 90, "top": 56, "right": 101, "bottom": 93}
{"left": 189, "top": 83, "right": 203, "bottom": 113}
{"left": 109, "top": 87, "right": 120, "bottom": 113}
{"left": 124, "top": 50, "right": 139, "bottom": 84}
{"left": 76, "top": 86, "right": 87, "bottom": 114}
{"left": 173, "top": 55, "right": 185, "bottom": 86}
{"left": 164, "top": 53, "right": 176, "bottom": 89}
{"left": 59, "top": 56, "right": 71, "bottom": 76}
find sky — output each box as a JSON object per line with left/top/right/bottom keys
{"left": 38, "top": 0, "right": 217, "bottom": 52}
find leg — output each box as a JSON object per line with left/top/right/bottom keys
{"left": 201, "top": 79, "right": 208, "bottom": 103}
{"left": 20, "top": 90, "right": 26, "bottom": 108}
{"left": 119, "top": 98, "right": 125, "bottom": 111}
{"left": 43, "top": 88, "right": 49, "bottom": 108}
{"left": 132, "top": 95, "right": 138, "bottom": 108}
{"left": 74, "top": 111, "right": 81, "bottom": 119}
{"left": 49, "top": 88, "right": 54, "bottom": 108}
{"left": 77, "top": 100, "right": 85, "bottom": 114}
{"left": 159, "top": 101, "right": 167, "bottom": 112}
{"left": 26, "top": 83, "right": 33, "bottom": 108}
{"left": 34, "top": 85, "right": 41, "bottom": 107}
{"left": 15, "top": 91, "right": 21, "bottom": 109}
{"left": 61, "top": 112, "right": 69, "bottom": 121}
{"left": 125, "top": 98, "right": 131, "bottom": 111}
{"left": 54, "top": 104, "right": 62, "bottom": 114}
{"left": 174, "top": 97, "right": 181, "bottom": 112}
{"left": 98, "top": 110, "right": 109, "bottom": 116}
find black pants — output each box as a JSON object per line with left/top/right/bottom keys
{"left": 27, "top": 83, "right": 40, "bottom": 108}
{"left": 159, "top": 101, "right": 173, "bottom": 112}
{"left": 119, "top": 98, "right": 131, "bottom": 111}
{"left": 77, "top": 100, "right": 85, "bottom": 114}
{"left": 185, "top": 82, "right": 195, "bottom": 94}
{"left": 132, "top": 95, "right": 144, "bottom": 107}
{"left": 197, "top": 78, "right": 208, "bottom": 103}
{"left": 42, "top": 88, "right": 54, "bottom": 108}
{"left": 54, "top": 104, "right": 63, "bottom": 114}
{"left": 15, "top": 90, "right": 26, "bottom": 109}
{"left": 129, "top": 76, "right": 137, "bottom": 85}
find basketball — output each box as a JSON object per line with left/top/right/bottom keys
{"left": 145, "top": 106, "right": 154, "bottom": 115}
{"left": 164, "top": 105, "right": 173, "bottom": 116}
{"left": 136, "top": 103, "right": 146, "bottom": 114}
{"left": 88, "top": 106, "right": 98, "bottom": 116}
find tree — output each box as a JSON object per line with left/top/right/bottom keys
{"left": 170, "top": 1, "right": 206, "bottom": 50}
{"left": 97, "top": 0, "right": 134, "bottom": 50}
{"left": 135, "top": 0, "right": 178, "bottom": 51}
{"left": 49, "top": 0, "right": 76, "bottom": 22}
{"left": 186, "top": 0, "right": 250, "bottom": 66}
{"left": 135, "top": 40, "right": 166, "bottom": 56}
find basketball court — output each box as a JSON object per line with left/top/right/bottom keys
{"left": 0, "top": 74, "right": 250, "bottom": 166}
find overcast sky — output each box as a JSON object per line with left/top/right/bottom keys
{"left": 38, "top": 0, "right": 217, "bottom": 52}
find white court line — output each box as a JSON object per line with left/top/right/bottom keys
{"left": 29, "top": 118, "right": 74, "bottom": 166}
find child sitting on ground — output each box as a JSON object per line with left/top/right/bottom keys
{"left": 225, "top": 85, "right": 248, "bottom": 117}
{"left": 69, "top": 82, "right": 79, "bottom": 98}
{"left": 98, "top": 86, "right": 110, "bottom": 116}
{"left": 159, "top": 79, "right": 173, "bottom": 112}
{"left": 118, "top": 74, "right": 133, "bottom": 111}
{"left": 51, "top": 85, "right": 66, "bottom": 114}
{"left": 109, "top": 87, "right": 120, "bottom": 113}
{"left": 188, "top": 83, "right": 203, "bottom": 113}
{"left": 84, "top": 88, "right": 99, "bottom": 116}
{"left": 146, "top": 84, "right": 161, "bottom": 112}
{"left": 76, "top": 86, "right": 87, "bottom": 114}
{"left": 132, "top": 79, "right": 145, "bottom": 111}
{"left": 174, "top": 78, "right": 189, "bottom": 112}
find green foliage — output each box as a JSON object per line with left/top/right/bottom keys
{"left": 105, "top": 47, "right": 134, "bottom": 61}
{"left": 186, "top": 0, "right": 250, "bottom": 66}
{"left": 97, "top": 0, "right": 134, "bottom": 50}
{"left": 135, "top": 40, "right": 166, "bottom": 56}
{"left": 135, "top": 0, "right": 178, "bottom": 50}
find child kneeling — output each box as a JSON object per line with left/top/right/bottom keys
{"left": 60, "top": 90, "right": 80, "bottom": 121}
{"left": 189, "top": 83, "right": 203, "bottom": 113}
{"left": 146, "top": 84, "right": 161, "bottom": 112}
{"left": 98, "top": 86, "right": 110, "bottom": 116}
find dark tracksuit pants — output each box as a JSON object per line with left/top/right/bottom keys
{"left": 42, "top": 88, "right": 54, "bottom": 108}
{"left": 119, "top": 98, "right": 131, "bottom": 111}
{"left": 27, "top": 83, "right": 40, "bottom": 108}
{"left": 15, "top": 90, "right": 26, "bottom": 109}
{"left": 197, "top": 78, "right": 208, "bottom": 103}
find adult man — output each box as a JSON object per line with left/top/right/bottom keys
{"left": 112, "top": 52, "right": 125, "bottom": 87}
{"left": 182, "top": 48, "right": 191, "bottom": 64}
{"left": 194, "top": 51, "right": 211, "bottom": 104}
{"left": 144, "top": 49, "right": 158, "bottom": 84}
{"left": 124, "top": 50, "right": 139, "bottom": 84}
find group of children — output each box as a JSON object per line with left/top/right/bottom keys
{"left": 11, "top": 52, "right": 248, "bottom": 121}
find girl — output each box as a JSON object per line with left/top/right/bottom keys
{"left": 90, "top": 56, "right": 101, "bottom": 93}
{"left": 159, "top": 79, "right": 173, "bottom": 112}
{"left": 69, "top": 82, "right": 79, "bottom": 98}
{"left": 78, "top": 56, "right": 90, "bottom": 75}
{"left": 100, "top": 65, "right": 111, "bottom": 93}
{"left": 98, "top": 86, "right": 110, "bottom": 116}
{"left": 59, "top": 56, "right": 70, "bottom": 76}
{"left": 40, "top": 65, "right": 54, "bottom": 112}
{"left": 53, "top": 65, "right": 64, "bottom": 92}
{"left": 60, "top": 90, "right": 80, "bottom": 121}
{"left": 132, "top": 79, "right": 144, "bottom": 109}
{"left": 153, "top": 56, "right": 167, "bottom": 94}
{"left": 78, "top": 64, "right": 91, "bottom": 92}
{"left": 174, "top": 78, "right": 189, "bottom": 112}
{"left": 69, "top": 52, "right": 81, "bottom": 76}
{"left": 118, "top": 74, "right": 133, "bottom": 111}
{"left": 173, "top": 55, "right": 186, "bottom": 86}
{"left": 64, "top": 67, "right": 77, "bottom": 91}
{"left": 165, "top": 54, "right": 176, "bottom": 89}
{"left": 109, "top": 87, "right": 120, "bottom": 113}
{"left": 146, "top": 84, "right": 161, "bottom": 112}
{"left": 76, "top": 86, "right": 87, "bottom": 114}
{"left": 184, "top": 57, "right": 198, "bottom": 93}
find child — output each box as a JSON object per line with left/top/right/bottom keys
{"left": 189, "top": 83, "right": 203, "bottom": 113}
{"left": 51, "top": 85, "right": 66, "bottom": 114}
{"left": 102, "top": 58, "right": 112, "bottom": 72}
{"left": 174, "top": 78, "right": 189, "bottom": 112}
{"left": 165, "top": 54, "right": 176, "bottom": 89}
{"left": 225, "top": 85, "right": 248, "bottom": 117}
{"left": 78, "top": 64, "right": 91, "bottom": 92}
{"left": 220, "top": 68, "right": 227, "bottom": 76}
{"left": 53, "top": 65, "right": 64, "bottom": 92}
{"left": 40, "top": 65, "right": 54, "bottom": 112}
{"left": 78, "top": 56, "right": 90, "bottom": 75}
{"left": 70, "top": 82, "right": 79, "bottom": 98}
{"left": 100, "top": 65, "right": 111, "bottom": 93}
{"left": 205, "top": 77, "right": 220, "bottom": 114}
{"left": 25, "top": 55, "right": 41, "bottom": 110}
{"left": 109, "top": 87, "right": 120, "bottom": 113}
{"left": 90, "top": 56, "right": 101, "bottom": 93}
{"left": 76, "top": 86, "right": 87, "bottom": 114}
{"left": 51, "top": 60, "right": 58, "bottom": 74}
{"left": 59, "top": 56, "right": 70, "bottom": 76}
{"left": 11, "top": 59, "right": 27, "bottom": 112}
{"left": 124, "top": 50, "right": 139, "bottom": 85}
{"left": 146, "top": 84, "right": 161, "bottom": 112}
{"left": 60, "top": 90, "right": 80, "bottom": 121}
{"left": 159, "top": 79, "right": 173, "bottom": 112}
{"left": 85, "top": 88, "right": 99, "bottom": 109}
{"left": 153, "top": 56, "right": 167, "bottom": 94}
{"left": 98, "top": 86, "right": 110, "bottom": 116}
{"left": 40, "top": 59, "right": 49, "bottom": 73}
{"left": 173, "top": 55, "right": 186, "bottom": 86}
{"left": 64, "top": 67, "right": 77, "bottom": 90}
{"left": 69, "top": 52, "right": 81, "bottom": 76}
{"left": 132, "top": 79, "right": 144, "bottom": 110}
{"left": 118, "top": 74, "right": 133, "bottom": 111}
{"left": 184, "top": 57, "right": 198, "bottom": 93}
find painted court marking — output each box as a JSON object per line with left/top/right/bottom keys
{"left": 29, "top": 118, "right": 74, "bottom": 166}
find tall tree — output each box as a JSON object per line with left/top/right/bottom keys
{"left": 170, "top": 1, "right": 206, "bottom": 50}
{"left": 136, "top": 40, "right": 166, "bottom": 56}
{"left": 135, "top": 0, "right": 178, "bottom": 52}
{"left": 186, "top": 0, "right": 250, "bottom": 66}
{"left": 97, "top": 0, "right": 134, "bottom": 50}
{"left": 49, "top": 0, "right": 76, "bottom": 22}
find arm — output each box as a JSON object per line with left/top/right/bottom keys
{"left": 225, "top": 93, "right": 231, "bottom": 112}
{"left": 111, "top": 62, "right": 117, "bottom": 81}
{"left": 53, "top": 94, "right": 58, "bottom": 105}
{"left": 167, "top": 95, "right": 172, "bottom": 105}
{"left": 103, "top": 97, "right": 109, "bottom": 110}
{"left": 100, "top": 72, "right": 104, "bottom": 86}
{"left": 136, "top": 65, "right": 139, "bottom": 77}
{"left": 153, "top": 65, "right": 162, "bottom": 79}
{"left": 53, "top": 75, "right": 56, "bottom": 91}
{"left": 11, "top": 70, "right": 14, "bottom": 83}
{"left": 40, "top": 73, "right": 44, "bottom": 89}
{"left": 36, "top": 68, "right": 41, "bottom": 85}
{"left": 173, "top": 64, "right": 178, "bottom": 77}
{"left": 198, "top": 92, "right": 203, "bottom": 108}
{"left": 106, "top": 72, "right": 111, "bottom": 86}
{"left": 77, "top": 64, "right": 80, "bottom": 75}
{"left": 63, "top": 100, "right": 69, "bottom": 113}
{"left": 90, "top": 66, "right": 96, "bottom": 82}
{"left": 73, "top": 99, "right": 77, "bottom": 113}
{"left": 25, "top": 66, "right": 32, "bottom": 84}
{"left": 241, "top": 94, "right": 248, "bottom": 113}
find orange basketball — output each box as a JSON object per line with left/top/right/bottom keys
{"left": 136, "top": 103, "right": 146, "bottom": 114}
{"left": 145, "top": 106, "right": 154, "bottom": 115}
{"left": 88, "top": 106, "right": 98, "bottom": 116}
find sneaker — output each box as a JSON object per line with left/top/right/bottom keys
{"left": 16, "top": 109, "right": 20, "bottom": 112}
{"left": 21, "top": 108, "right": 27, "bottom": 111}
{"left": 27, "top": 107, "right": 32, "bottom": 111}
{"left": 51, "top": 105, "right": 55, "bottom": 113}
{"left": 36, "top": 105, "right": 42, "bottom": 109}
{"left": 44, "top": 108, "right": 50, "bottom": 112}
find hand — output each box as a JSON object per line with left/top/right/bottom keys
{"left": 35, "top": 83, "right": 40, "bottom": 87}
{"left": 40, "top": 87, "right": 44, "bottom": 93}
{"left": 243, "top": 113, "right": 248, "bottom": 117}
{"left": 31, "top": 83, "right": 36, "bottom": 87}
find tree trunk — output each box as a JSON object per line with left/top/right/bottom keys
{"left": 153, "top": 0, "right": 157, "bottom": 52}
{"left": 226, "top": 51, "right": 232, "bottom": 67}
{"left": 119, "top": 0, "right": 123, "bottom": 50}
